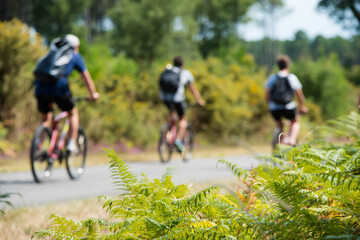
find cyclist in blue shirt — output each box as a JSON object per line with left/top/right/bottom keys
{"left": 34, "top": 34, "right": 99, "bottom": 153}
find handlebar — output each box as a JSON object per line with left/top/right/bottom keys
{"left": 187, "top": 103, "right": 205, "bottom": 108}
{"left": 73, "top": 97, "right": 89, "bottom": 102}
{"left": 74, "top": 97, "right": 99, "bottom": 103}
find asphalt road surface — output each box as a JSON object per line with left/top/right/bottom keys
{"left": 0, "top": 155, "right": 261, "bottom": 208}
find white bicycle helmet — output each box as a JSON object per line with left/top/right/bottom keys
{"left": 65, "top": 34, "right": 80, "bottom": 47}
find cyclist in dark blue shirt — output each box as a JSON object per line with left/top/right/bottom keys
{"left": 34, "top": 34, "right": 99, "bottom": 153}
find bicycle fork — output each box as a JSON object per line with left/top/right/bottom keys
{"left": 48, "top": 118, "right": 70, "bottom": 163}
{"left": 166, "top": 125, "right": 177, "bottom": 145}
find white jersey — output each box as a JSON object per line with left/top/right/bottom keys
{"left": 265, "top": 70, "right": 302, "bottom": 111}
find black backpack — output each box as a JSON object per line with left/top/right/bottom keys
{"left": 159, "top": 66, "right": 181, "bottom": 93}
{"left": 34, "top": 37, "right": 74, "bottom": 85}
{"left": 270, "top": 75, "right": 294, "bottom": 104}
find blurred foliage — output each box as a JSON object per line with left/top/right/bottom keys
{"left": 1, "top": 0, "right": 257, "bottom": 62}
{"left": 109, "top": 0, "right": 182, "bottom": 62}
{"left": 0, "top": 188, "right": 20, "bottom": 214}
{"left": 72, "top": 45, "right": 268, "bottom": 146}
{"left": 0, "top": 123, "right": 17, "bottom": 156}
{"left": 0, "top": 19, "right": 358, "bottom": 156}
{"left": 195, "top": 0, "right": 257, "bottom": 57}
{"left": 246, "top": 32, "right": 360, "bottom": 85}
{"left": 189, "top": 57, "right": 267, "bottom": 140}
{"left": 30, "top": 0, "right": 91, "bottom": 41}
{"left": 0, "top": 19, "right": 45, "bottom": 139}
{"left": 292, "top": 54, "right": 355, "bottom": 119}
{"left": 318, "top": 0, "right": 360, "bottom": 32}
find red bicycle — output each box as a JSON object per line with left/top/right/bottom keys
{"left": 30, "top": 98, "right": 88, "bottom": 183}
{"left": 158, "top": 113, "right": 194, "bottom": 163}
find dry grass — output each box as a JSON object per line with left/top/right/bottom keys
{"left": 0, "top": 197, "right": 107, "bottom": 240}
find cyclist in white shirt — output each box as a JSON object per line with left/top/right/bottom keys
{"left": 159, "top": 56, "right": 205, "bottom": 153}
{"left": 265, "top": 55, "right": 308, "bottom": 146}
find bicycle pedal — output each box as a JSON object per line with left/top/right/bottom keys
{"left": 48, "top": 158, "right": 55, "bottom": 164}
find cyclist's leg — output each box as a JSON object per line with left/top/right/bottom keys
{"left": 174, "top": 102, "right": 187, "bottom": 150}
{"left": 271, "top": 110, "right": 284, "bottom": 131}
{"left": 68, "top": 107, "right": 79, "bottom": 141}
{"left": 164, "top": 101, "right": 176, "bottom": 127}
{"left": 285, "top": 109, "right": 299, "bottom": 145}
{"left": 270, "top": 110, "right": 285, "bottom": 144}
{"left": 176, "top": 116, "right": 187, "bottom": 142}
{"left": 54, "top": 96, "right": 77, "bottom": 150}
{"left": 36, "top": 95, "right": 53, "bottom": 127}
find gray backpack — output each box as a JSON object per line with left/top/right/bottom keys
{"left": 34, "top": 37, "right": 74, "bottom": 85}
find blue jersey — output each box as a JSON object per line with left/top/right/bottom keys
{"left": 35, "top": 53, "right": 86, "bottom": 96}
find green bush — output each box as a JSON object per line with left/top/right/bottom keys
{"left": 72, "top": 50, "right": 269, "bottom": 147}
{"left": 292, "top": 55, "right": 355, "bottom": 119}
{"left": 190, "top": 57, "right": 267, "bottom": 140}
{"left": 0, "top": 21, "right": 339, "bottom": 151}
{"left": 0, "top": 19, "right": 45, "bottom": 140}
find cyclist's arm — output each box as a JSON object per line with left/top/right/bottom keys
{"left": 188, "top": 83, "right": 205, "bottom": 106}
{"left": 265, "top": 88, "right": 271, "bottom": 104}
{"left": 295, "top": 89, "right": 308, "bottom": 113}
{"left": 81, "top": 70, "right": 99, "bottom": 101}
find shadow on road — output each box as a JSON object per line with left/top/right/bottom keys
{"left": 0, "top": 180, "right": 36, "bottom": 185}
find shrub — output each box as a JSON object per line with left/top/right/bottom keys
{"left": 73, "top": 52, "right": 269, "bottom": 147}
{"left": 292, "top": 55, "right": 355, "bottom": 119}
{"left": 0, "top": 19, "right": 45, "bottom": 140}
{"left": 190, "top": 57, "right": 267, "bottom": 140}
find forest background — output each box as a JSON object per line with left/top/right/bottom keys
{"left": 1, "top": 0, "right": 360, "bottom": 155}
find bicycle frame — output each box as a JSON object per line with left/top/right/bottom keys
{"left": 48, "top": 111, "right": 70, "bottom": 160}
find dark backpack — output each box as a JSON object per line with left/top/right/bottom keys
{"left": 33, "top": 37, "right": 74, "bottom": 85}
{"left": 159, "top": 66, "right": 181, "bottom": 93}
{"left": 270, "top": 75, "right": 294, "bottom": 104}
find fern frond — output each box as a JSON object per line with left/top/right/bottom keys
{"left": 105, "top": 149, "right": 138, "bottom": 195}
{"left": 217, "top": 159, "right": 246, "bottom": 179}
{"left": 168, "top": 184, "right": 190, "bottom": 199}
{"left": 260, "top": 155, "right": 288, "bottom": 166}
{"left": 186, "top": 186, "right": 219, "bottom": 207}
{"left": 327, "top": 112, "right": 360, "bottom": 134}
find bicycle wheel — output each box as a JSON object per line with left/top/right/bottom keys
{"left": 182, "top": 125, "right": 194, "bottom": 162}
{"left": 30, "top": 126, "right": 53, "bottom": 183}
{"left": 272, "top": 128, "right": 281, "bottom": 150}
{"left": 66, "top": 127, "right": 87, "bottom": 180}
{"left": 158, "top": 123, "right": 173, "bottom": 163}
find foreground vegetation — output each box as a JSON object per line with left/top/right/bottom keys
{"left": 31, "top": 113, "right": 360, "bottom": 239}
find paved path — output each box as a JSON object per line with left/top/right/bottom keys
{"left": 0, "top": 155, "right": 261, "bottom": 208}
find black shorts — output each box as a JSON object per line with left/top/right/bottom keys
{"left": 163, "top": 101, "right": 186, "bottom": 118}
{"left": 36, "top": 95, "right": 75, "bottom": 113}
{"left": 270, "top": 109, "right": 297, "bottom": 121}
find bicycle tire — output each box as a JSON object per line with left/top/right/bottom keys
{"left": 182, "top": 125, "right": 194, "bottom": 162}
{"left": 158, "top": 123, "right": 173, "bottom": 163}
{"left": 66, "top": 127, "right": 87, "bottom": 180}
{"left": 272, "top": 128, "right": 282, "bottom": 151}
{"left": 30, "top": 125, "right": 53, "bottom": 183}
